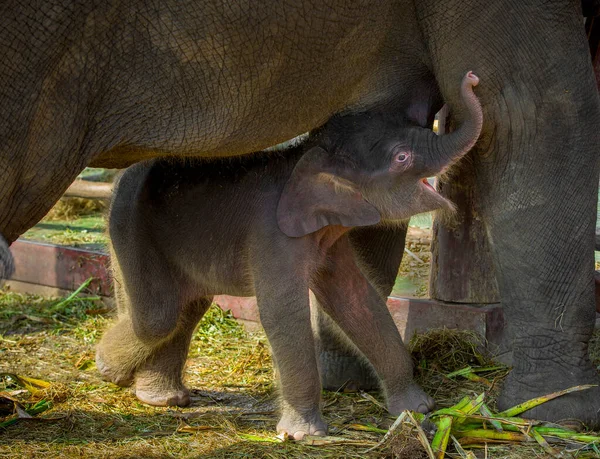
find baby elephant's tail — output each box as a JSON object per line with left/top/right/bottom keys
{"left": 0, "top": 234, "right": 14, "bottom": 280}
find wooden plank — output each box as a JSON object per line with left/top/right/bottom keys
{"left": 64, "top": 180, "right": 112, "bottom": 199}
{"left": 212, "top": 294, "right": 504, "bottom": 344}
{"left": 387, "top": 297, "right": 503, "bottom": 344}
{"left": 6, "top": 241, "right": 505, "bottom": 344}
{"left": 10, "top": 240, "right": 112, "bottom": 296}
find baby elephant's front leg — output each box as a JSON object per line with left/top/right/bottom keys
{"left": 253, "top": 255, "right": 326, "bottom": 440}
{"left": 313, "top": 237, "right": 435, "bottom": 414}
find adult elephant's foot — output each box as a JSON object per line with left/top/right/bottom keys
{"left": 497, "top": 362, "right": 600, "bottom": 428}
{"left": 387, "top": 383, "right": 436, "bottom": 415}
{"left": 134, "top": 373, "right": 191, "bottom": 407}
{"left": 95, "top": 347, "right": 134, "bottom": 387}
{"left": 277, "top": 405, "right": 327, "bottom": 440}
{"left": 319, "top": 350, "right": 379, "bottom": 391}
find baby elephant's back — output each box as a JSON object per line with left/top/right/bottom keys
{"left": 109, "top": 155, "right": 293, "bottom": 296}
{"left": 112, "top": 155, "right": 290, "bottom": 258}
{"left": 113, "top": 158, "right": 255, "bottom": 238}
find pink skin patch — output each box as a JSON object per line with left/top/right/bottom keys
{"left": 466, "top": 71, "right": 479, "bottom": 86}
{"left": 420, "top": 177, "right": 436, "bottom": 192}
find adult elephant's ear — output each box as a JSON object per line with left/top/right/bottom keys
{"left": 277, "top": 146, "right": 381, "bottom": 237}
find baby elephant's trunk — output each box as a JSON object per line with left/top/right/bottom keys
{"left": 430, "top": 71, "right": 483, "bottom": 170}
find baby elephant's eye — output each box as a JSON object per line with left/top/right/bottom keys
{"left": 393, "top": 150, "right": 411, "bottom": 163}
{"left": 390, "top": 149, "right": 413, "bottom": 172}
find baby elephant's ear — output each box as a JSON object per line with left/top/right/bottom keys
{"left": 277, "top": 146, "right": 381, "bottom": 237}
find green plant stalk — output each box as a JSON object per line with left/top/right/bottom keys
{"left": 454, "top": 429, "right": 529, "bottom": 442}
{"left": 454, "top": 424, "right": 600, "bottom": 445}
{"left": 449, "top": 396, "right": 471, "bottom": 411}
{"left": 432, "top": 393, "right": 485, "bottom": 428}
{"left": 238, "top": 433, "right": 281, "bottom": 443}
{"left": 445, "top": 367, "right": 473, "bottom": 378}
{"left": 411, "top": 411, "right": 426, "bottom": 423}
{"left": 459, "top": 393, "right": 485, "bottom": 416}
{"left": 479, "top": 403, "right": 503, "bottom": 431}
{"left": 531, "top": 427, "right": 600, "bottom": 444}
{"left": 348, "top": 423, "right": 388, "bottom": 434}
{"left": 0, "top": 399, "right": 52, "bottom": 429}
{"left": 530, "top": 428, "right": 562, "bottom": 457}
{"left": 431, "top": 415, "right": 452, "bottom": 459}
{"left": 454, "top": 419, "right": 532, "bottom": 433}
{"left": 497, "top": 384, "right": 597, "bottom": 417}
{"left": 446, "top": 366, "right": 506, "bottom": 379}
{"left": 51, "top": 277, "right": 94, "bottom": 310}
{"left": 0, "top": 373, "right": 52, "bottom": 395}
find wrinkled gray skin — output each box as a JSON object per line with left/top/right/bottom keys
{"left": 1, "top": 0, "right": 599, "bottom": 426}
{"left": 97, "top": 73, "right": 482, "bottom": 439}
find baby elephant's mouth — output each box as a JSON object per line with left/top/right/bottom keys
{"left": 420, "top": 177, "right": 436, "bottom": 191}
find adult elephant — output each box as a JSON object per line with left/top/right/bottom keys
{"left": 1, "top": 1, "right": 599, "bottom": 426}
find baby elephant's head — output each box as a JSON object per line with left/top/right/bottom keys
{"left": 277, "top": 71, "right": 482, "bottom": 237}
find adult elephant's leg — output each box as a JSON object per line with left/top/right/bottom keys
{"left": 0, "top": 126, "right": 92, "bottom": 280}
{"left": 316, "top": 225, "right": 408, "bottom": 391}
{"left": 418, "top": 1, "right": 600, "bottom": 424}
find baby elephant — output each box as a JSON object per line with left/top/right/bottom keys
{"left": 97, "top": 72, "right": 483, "bottom": 440}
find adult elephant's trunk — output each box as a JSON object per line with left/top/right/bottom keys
{"left": 431, "top": 71, "right": 483, "bottom": 168}
{"left": 0, "top": 234, "right": 14, "bottom": 279}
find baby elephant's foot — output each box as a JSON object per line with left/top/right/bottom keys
{"left": 134, "top": 375, "right": 191, "bottom": 407}
{"left": 387, "top": 383, "right": 435, "bottom": 415}
{"left": 277, "top": 407, "right": 327, "bottom": 440}
{"left": 95, "top": 348, "right": 134, "bottom": 387}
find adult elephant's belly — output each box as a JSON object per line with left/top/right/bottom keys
{"left": 87, "top": 2, "right": 404, "bottom": 169}
{"left": 0, "top": 0, "right": 424, "bottom": 278}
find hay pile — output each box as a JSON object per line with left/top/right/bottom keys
{"left": 44, "top": 197, "right": 107, "bottom": 222}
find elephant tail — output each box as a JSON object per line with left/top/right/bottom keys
{"left": 0, "top": 234, "right": 15, "bottom": 280}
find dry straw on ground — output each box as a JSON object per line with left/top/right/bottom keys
{"left": 44, "top": 197, "right": 108, "bottom": 221}
{"left": 1, "top": 285, "right": 599, "bottom": 458}
{"left": 6, "top": 197, "right": 600, "bottom": 457}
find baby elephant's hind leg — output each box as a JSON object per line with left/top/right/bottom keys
{"left": 134, "top": 298, "right": 211, "bottom": 407}
{"left": 312, "top": 237, "right": 435, "bottom": 415}
{"left": 96, "top": 246, "right": 202, "bottom": 400}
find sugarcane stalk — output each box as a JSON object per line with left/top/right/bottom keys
{"left": 497, "top": 385, "right": 597, "bottom": 417}
{"left": 454, "top": 429, "right": 530, "bottom": 442}
{"left": 479, "top": 403, "right": 503, "bottom": 431}
{"left": 431, "top": 416, "right": 453, "bottom": 459}
{"left": 531, "top": 427, "right": 600, "bottom": 444}
{"left": 530, "top": 429, "right": 564, "bottom": 458}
